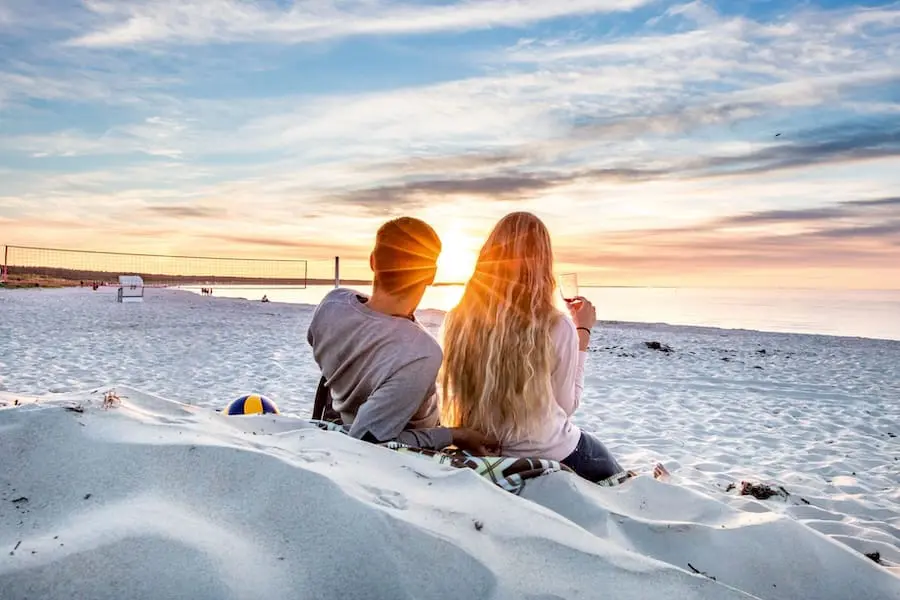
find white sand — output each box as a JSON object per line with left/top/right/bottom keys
{"left": 1, "top": 287, "right": 899, "bottom": 599}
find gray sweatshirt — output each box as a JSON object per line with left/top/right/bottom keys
{"left": 306, "top": 288, "right": 453, "bottom": 450}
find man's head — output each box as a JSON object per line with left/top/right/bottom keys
{"left": 370, "top": 217, "right": 441, "bottom": 299}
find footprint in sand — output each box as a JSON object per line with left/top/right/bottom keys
{"left": 360, "top": 485, "right": 409, "bottom": 510}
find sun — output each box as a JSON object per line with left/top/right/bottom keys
{"left": 436, "top": 228, "right": 479, "bottom": 284}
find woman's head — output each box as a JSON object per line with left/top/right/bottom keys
{"left": 468, "top": 211, "right": 557, "bottom": 315}
{"left": 440, "top": 212, "right": 561, "bottom": 442}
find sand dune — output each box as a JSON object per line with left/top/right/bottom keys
{"left": 2, "top": 389, "right": 765, "bottom": 600}
{"left": 523, "top": 474, "right": 899, "bottom": 599}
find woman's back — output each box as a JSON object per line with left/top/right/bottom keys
{"left": 440, "top": 212, "right": 583, "bottom": 461}
{"left": 449, "top": 313, "right": 583, "bottom": 460}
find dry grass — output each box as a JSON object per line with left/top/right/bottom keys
{"left": 102, "top": 391, "right": 121, "bottom": 410}
{"left": 2, "top": 274, "right": 79, "bottom": 289}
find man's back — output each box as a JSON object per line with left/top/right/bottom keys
{"left": 307, "top": 288, "right": 448, "bottom": 447}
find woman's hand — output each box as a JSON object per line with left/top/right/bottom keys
{"left": 567, "top": 296, "right": 596, "bottom": 351}
{"left": 451, "top": 427, "right": 501, "bottom": 456}
{"left": 566, "top": 296, "right": 597, "bottom": 330}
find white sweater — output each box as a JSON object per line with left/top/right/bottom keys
{"left": 501, "top": 316, "right": 585, "bottom": 461}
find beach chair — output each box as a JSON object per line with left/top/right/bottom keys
{"left": 116, "top": 275, "right": 144, "bottom": 303}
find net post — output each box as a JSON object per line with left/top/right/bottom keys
{"left": 1, "top": 245, "right": 7, "bottom": 283}
{"left": 334, "top": 256, "right": 340, "bottom": 288}
{"left": 303, "top": 259, "right": 308, "bottom": 290}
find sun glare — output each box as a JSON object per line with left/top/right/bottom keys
{"left": 436, "top": 228, "right": 479, "bottom": 284}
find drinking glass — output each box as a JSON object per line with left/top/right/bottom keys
{"left": 558, "top": 273, "right": 579, "bottom": 302}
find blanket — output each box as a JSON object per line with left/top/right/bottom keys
{"left": 308, "top": 420, "right": 628, "bottom": 494}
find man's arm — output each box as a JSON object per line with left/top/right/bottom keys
{"left": 389, "top": 427, "right": 453, "bottom": 449}
{"left": 347, "top": 354, "right": 454, "bottom": 450}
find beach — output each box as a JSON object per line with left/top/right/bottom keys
{"left": 1, "top": 286, "right": 899, "bottom": 599}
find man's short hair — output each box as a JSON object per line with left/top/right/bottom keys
{"left": 372, "top": 217, "right": 441, "bottom": 294}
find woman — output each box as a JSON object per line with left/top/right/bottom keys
{"left": 440, "top": 212, "right": 637, "bottom": 484}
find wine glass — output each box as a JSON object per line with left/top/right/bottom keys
{"left": 558, "top": 273, "right": 579, "bottom": 303}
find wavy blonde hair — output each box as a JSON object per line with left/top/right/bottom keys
{"left": 440, "top": 212, "right": 561, "bottom": 443}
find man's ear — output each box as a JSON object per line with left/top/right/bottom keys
{"left": 369, "top": 252, "right": 376, "bottom": 273}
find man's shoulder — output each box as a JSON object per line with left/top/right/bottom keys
{"left": 407, "top": 324, "right": 442, "bottom": 361}
{"left": 312, "top": 288, "right": 362, "bottom": 320}
{"left": 311, "top": 288, "right": 441, "bottom": 359}
{"left": 321, "top": 287, "right": 361, "bottom": 306}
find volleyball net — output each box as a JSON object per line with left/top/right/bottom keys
{"left": 1, "top": 245, "right": 308, "bottom": 288}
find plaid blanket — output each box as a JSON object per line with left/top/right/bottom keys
{"left": 308, "top": 420, "right": 628, "bottom": 494}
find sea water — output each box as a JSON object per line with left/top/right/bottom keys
{"left": 182, "top": 284, "right": 900, "bottom": 341}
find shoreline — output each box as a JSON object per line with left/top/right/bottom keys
{"left": 3, "top": 285, "right": 900, "bottom": 343}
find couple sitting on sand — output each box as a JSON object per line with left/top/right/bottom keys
{"left": 308, "top": 212, "right": 657, "bottom": 485}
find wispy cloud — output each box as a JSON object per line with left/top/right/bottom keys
{"left": 143, "top": 205, "right": 225, "bottom": 219}
{"left": 67, "top": 0, "right": 652, "bottom": 48}
{"left": 332, "top": 174, "right": 560, "bottom": 210}
{"left": 683, "top": 195, "right": 900, "bottom": 231}
{"left": 560, "top": 194, "right": 900, "bottom": 277}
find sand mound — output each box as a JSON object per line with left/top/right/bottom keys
{"left": 522, "top": 474, "right": 900, "bottom": 599}
{"left": 1, "top": 387, "right": 761, "bottom": 600}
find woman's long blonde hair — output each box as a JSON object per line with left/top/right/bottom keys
{"left": 440, "top": 212, "right": 561, "bottom": 442}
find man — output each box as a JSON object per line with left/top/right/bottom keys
{"left": 307, "top": 217, "right": 498, "bottom": 455}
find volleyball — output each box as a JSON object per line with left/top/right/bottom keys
{"left": 225, "top": 394, "right": 280, "bottom": 416}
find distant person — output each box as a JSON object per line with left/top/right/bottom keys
{"left": 307, "top": 217, "right": 498, "bottom": 455}
{"left": 440, "top": 212, "right": 666, "bottom": 484}
{"left": 261, "top": 295, "right": 270, "bottom": 303}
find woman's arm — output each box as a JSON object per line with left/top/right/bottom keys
{"left": 551, "top": 316, "right": 588, "bottom": 417}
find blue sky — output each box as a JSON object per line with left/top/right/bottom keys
{"left": 1, "top": 0, "right": 898, "bottom": 287}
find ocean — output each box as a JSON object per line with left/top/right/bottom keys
{"left": 182, "top": 284, "right": 900, "bottom": 341}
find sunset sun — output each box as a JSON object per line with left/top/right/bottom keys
{"left": 436, "top": 228, "right": 479, "bottom": 283}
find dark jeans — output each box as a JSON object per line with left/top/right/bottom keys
{"left": 561, "top": 431, "right": 624, "bottom": 483}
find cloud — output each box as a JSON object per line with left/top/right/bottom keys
{"left": 332, "top": 174, "right": 560, "bottom": 210}
{"left": 385, "top": 152, "right": 531, "bottom": 176}
{"left": 814, "top": 222, "right": 900, "bottom": 239}
{"left": 326, "top": 163, "right": 689, "bottom": 215}
{"left": 681, "top": 121, "right": 900, "bottom": 177}
{"left": 854, "top": 197, "right": 900, "bottom": 208}
{"left": 322, "top": 120, "right": 900, "bottom": 212}
{"left": 558, "top": 193, "right": 900, "bottom": 278}
{"left": 724, "top": 207, "right": 845, "bottom": 225}
{"left": 205, "top": 233, "right": 367, "bottom": 253}
{"left": 717, "top": 196, "right": 900, "bottom": 227}
{"left": 143, "top": 205, "right": 225, "bottom": 219}
{"left": 5, "top": 2, "right": 898, "bottom": 177}
{"left": 68, "top": 0, "right": 651, "bottom": 48}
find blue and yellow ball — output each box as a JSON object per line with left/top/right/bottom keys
{"left": 225, "top": 394, "right": 280, "bottom": 416}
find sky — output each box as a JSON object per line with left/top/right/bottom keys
{"left": 1, "top": 0, "right": 898, "bottom": 287}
